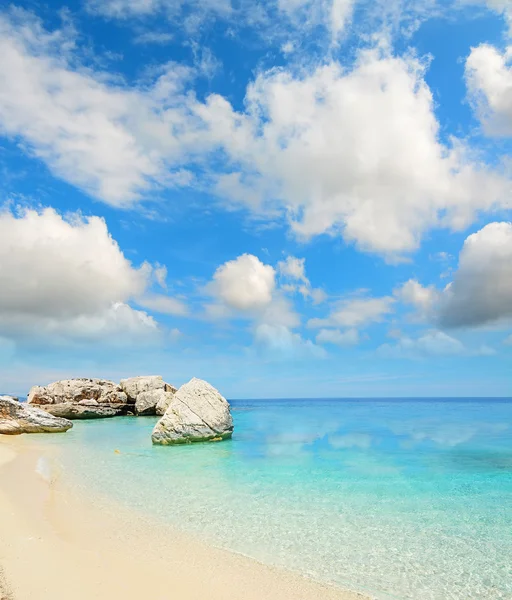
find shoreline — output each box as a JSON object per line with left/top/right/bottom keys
{"left": 0, "top": 436, "right": 371, "bottom": 600}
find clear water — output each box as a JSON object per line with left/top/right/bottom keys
{"left": 27, "top": 399, "right": 512, "bottom": 600}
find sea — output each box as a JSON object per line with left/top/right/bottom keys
{"left": 25, "top": 398, "right": 512, "bottom": 600}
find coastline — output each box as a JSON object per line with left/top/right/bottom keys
{"left": 0, "top": 436, "right": 370, "bottom": 600}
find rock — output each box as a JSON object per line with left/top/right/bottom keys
{"left": 27, "top": 379, "right": 129, "bottom": 420}
{"left": 0, "top": 396, "right": 73, "bottom": 435}
{"left": 44, "top": 403, "right": 121, "bottom": 420}
{"left": 120, "top": 376, "right": 176, "bottom": 403}
{"left": 134, "top": 389, "right": 172, "bottom": 416}
{"left": 151, "top": 378, "right": 233, "bottom": 445}
{"left": 155, "top": 390, "right": 176, "bottom": 416}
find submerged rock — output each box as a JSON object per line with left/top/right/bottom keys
{"left": 27, "top": 379, "right": 129, "bottom": 419}
{"left": 151, "top": 378, "right": 233, "bottom": 445}
{"left": 0, "top": 396, "right": 73, "bottom": 435}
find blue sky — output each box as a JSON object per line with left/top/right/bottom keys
{"left": 0, "top": 0, "right": 511, "bottom": 397}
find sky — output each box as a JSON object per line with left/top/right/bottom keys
{"left": 0, "top": 0, "right": 511, "bottom": 398}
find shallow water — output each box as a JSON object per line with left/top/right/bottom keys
{"left": 27, "top": 398, "right": 512, "bottom": 600}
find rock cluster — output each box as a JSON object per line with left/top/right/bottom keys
{"left": 28, "top": 379, "right": 129, "bottom": 420}
{"left": 27, "top": 376, "right": 177, "bottom": 419}
{"left": 120, "top": 376, "right": 177, "bottom": 416}
{"left": 152, "top": 378, "right": 233, "bottom": 445}
{"left": 3, "top": 376, "right": 234, "bottom": 444}
{"left": 0, "top": 395, "right": 73, "bottom": 435}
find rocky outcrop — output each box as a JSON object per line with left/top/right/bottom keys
{"left": 151, "top": 378, "right": 233, "bottom": 445}
{"left": 27, "top": 379, "right": 129, "bottom": 419}
{"left": 0, "top": 396, "right": 73, "bottom": 435}
{"left": 120, "top": 376, "right": 176, "bottom": 402}
{"left": 120, "top": 376, "right": 177, "bottom": 416}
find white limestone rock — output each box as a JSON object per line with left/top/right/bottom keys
{"left": 120, "top": 376, "right": 176, "bottom": 403}
{"left": 28, "top": 378, "right": 127, "bottom": 405}
{"left": 155, "top": 390, "right": 176, "bottom": 416}
{"left": 0, "top": 396, "right": 73, "bottom": 435}
{"left": 27, "top": 378, "right": 128, "bottom": 419}
{"left": 151, "top": 378, "right": 233, "bottom": 445}
{"left": 134, "top": 389, "right": 171, "bottom": 416}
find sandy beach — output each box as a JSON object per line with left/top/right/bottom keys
{"left": 0, "top": 436, "right": 369, "bottom": 600}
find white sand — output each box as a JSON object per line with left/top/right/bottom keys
{"left": 0, "top": 436, "right": 371, "bottom": 600}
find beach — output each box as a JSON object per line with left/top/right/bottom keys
{"left": 0, "top": 436, "right": 368, "bottom": 600}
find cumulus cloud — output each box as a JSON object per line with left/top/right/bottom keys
{"left": 205, "top": 253, "right": 326, "bottom": 355}
{"left": 202, "top": 50, "right": 507, "bottom": 257}
{"left": 484, "top": 0, "right": 512, "bottom": 34}
{"left": 316, "top": 328, "right": 360, "bottom": 346}
{"left": 466, "top": 43, "right": 512, "bottom": 135}
{"left": 438, "top": 222, "right": 512, "bottom": 328}
{"left": 0, "top": 10, "right": 207, "bottom": 206}
{"left": 308, "top": 296, "right": 395, "bottom": 329}
{"left": 0, "top": 11, "right": 508, "bottom": 259}
{"left": 395, "top": 279, "right": 439, "bottom": 320}
{"left": 205, "top": 253, "right": 300, "bottom": 328}
{"left": 210, "top": 254, "right": 276, "bottom": 311}
{"left": 0, "top": 206, "right": 162, "bottom": 343}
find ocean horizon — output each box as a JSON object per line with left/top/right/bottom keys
{"left": 26, "top": 396, "right": 512, "bottom": 600}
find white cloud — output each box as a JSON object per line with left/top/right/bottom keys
{"left": 395, "top": 279, "right": 439, "bottom": 320}
{"left": 87, "top": 0, "right": 354, "bottom": 43}
{"left": 277, "top": 255, "right": 326, "bottom": 302}
{"left": 133, "top": 31, "right": 174, "bottom": 45}
{"left": 254, "top": 323, "right": 326, "bottom": 358}
{"left": 308, "top": 296, "right": 395, "bottom": 329}
{"left": 438, "top": 222, "right": 512, "bottom": 328}
{"left": 0, "top": 206, "right": 161, "bottom": 343}
{"left": 278, "top": 255, "right": 308, "bottom": 283}
{"left": 466, "top": 43, "right": 512, "bottom": 135}
{"left": 137, "top": 294, "right": 189, "bottom": 316}
{"left": 377, "top": 330, "right": 467, "bottom": 358}
{"left": 377, "top": 330, "right": 496, "bottom": 358}
{"left": 504, "top": 334, "right": 512, "bottom": 345}
{"left": 205, "top": 50, "right": 507, "bottom": 257}
{"left": 21, "top": 302, "right": 159, "bottom": 344}
{"left": 0, "top": 10, "right": 508, "bottom": 261}
{"left": 316, "top": 328, "right": 360, "bottom": 346}
{"left": 0, "top": 10, "right": 206, "bottom": 206}
{"left": 86, "top": 0, "right": 232, "bottom": 19}
{"left": 206, "top": 253, "right": 316, "bottom": 355}
{"left": 210, "top": 254, "right": 276, "bottom": 311}
{"left": 483, "top": 0, "right": 512, "bottom": 34}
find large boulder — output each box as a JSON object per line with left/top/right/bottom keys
{"left": 155, "top": 390, "right": 176, "bottom": 416}
{"left": 27, "top": 379, "right": 129, "bottom": 419}
{"left": 135, "top": 390, "right": 164, "bottom": 417}
{"left": 120, "top": 376, "right": 176, "bottom": 403}
{"left": 0, "top": 396, "right": 73, "bottom": 435}
{"left": 151, "top": 378, "right": 233, "bottom": 445}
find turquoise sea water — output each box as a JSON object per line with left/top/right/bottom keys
{"left": 28, "top": 398, "right": 512, "bottom": 600}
